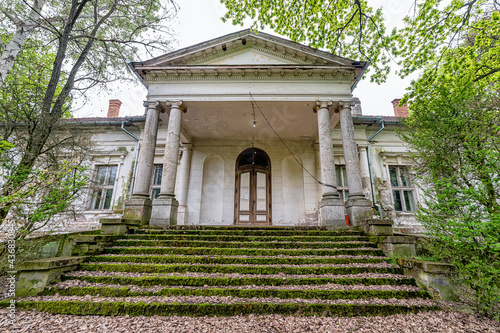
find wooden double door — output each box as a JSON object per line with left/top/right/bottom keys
{"left": 234, "top": 148, "right": 271, "bottom": 225}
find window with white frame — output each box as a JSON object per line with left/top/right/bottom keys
{"left": 389, "top": 165, "right": 416, "bottom": 212}
{"left": 151, "top": 164, "right": 162, "bottom": 199}
{"left": 90, "top": 165, "right": 117, "bottom": 210}
{"left": 336, "top": 165, "right": 349, "bottom": 203}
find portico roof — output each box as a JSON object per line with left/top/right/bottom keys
{"left": 130, "top": 29, "right": 367, "bottom": 91}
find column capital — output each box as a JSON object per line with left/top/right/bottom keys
{"left": 143, "top": 100, "right": 160, "bottom": 109}
{"left": 166, "top": 100, "right": 186, "bottom": 113}
{"left": 316, "top": 100, "right": 333, "bottom": 110}
{"left": 339, "top": 100, "right": 355, "bottom": 110}
{"left": 357, "top": 144, "right": 368, "bottom": 150}
{"left": 181, "top": 143, "right": 193, "bottom": 151}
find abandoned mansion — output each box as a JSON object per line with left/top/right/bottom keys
{"left": 57, "top": 30, "right": 421, "bottom": 234}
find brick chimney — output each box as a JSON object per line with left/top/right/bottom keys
{"left": 391, "top": 98, "right": 409, "bottom": 118}
{"left": 107, "top": 99, "right": 122, "bottom": 118}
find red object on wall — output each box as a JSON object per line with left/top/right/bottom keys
{"left": 345, "top": 214, "right": 350, "bottom": 226}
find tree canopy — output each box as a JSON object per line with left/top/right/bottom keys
{"left": 401, "top": 11, "right": 500, "bottom": 318}
{"left": 220, "top": 0, "right": 499, "bottom": 83}
{"left": 0, "top": 0, "right": 177, "bottom": 227}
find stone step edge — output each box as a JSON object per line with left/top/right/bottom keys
{"left": 78, "top": 263, "right": 403, "bottom": 275}
{"left": 48, "top": 281, "right": 423, "bottom": 292}
{"left": 122, "top": 235, "right": 369, "bottom": 239}
{"left": 87, "top": 256, "right": 388, "bottom": 265}
{"left": 0, "top": 299, "right": 439, "bottom": 317}
{"left": 62, "top": 274, "right": 418, "bottom": 287}
{"left": 83, "top": 261, "right": 393, "bottom": 269}
{"left": 133, "top": 226, "right": 359, "bottom": 230}
{"left": 114, "top": 239, "right": 376, "bottom": 246}
{"left": 105, "top": 246, "right": 382, "bottom": 252}
{"left": 40, "top": 285, "right": 429, "bottom": 300}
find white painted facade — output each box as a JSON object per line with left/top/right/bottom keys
{"left": 56, "top": 30, "right": 424, "bottom": 234}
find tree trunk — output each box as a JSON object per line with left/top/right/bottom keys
{"left": 0, "top": 0, "right": 46, "bottom": 85}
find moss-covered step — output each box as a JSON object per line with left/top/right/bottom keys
{"left": 0, "top": 299, "right": 438, "bottom": 317}
{"left": 131, "top": 229, "right": 365, "bottom": 237}
{"left": 112, "top": 239, "right": 377, "bottom": 249}
{"left": 120, "top": 234, "right": 370, "bottom": 242}
{"left": 103, "top": 247, "right": 385, "bottom": 257}
{"left": 78, "top": 262, "right": 403, "bottom": 275}
{"left": 135, "top": 225, "right": 336, "bottom": 231}
{"left": 40, "top": 286, "right": 429, "bottom": 300}
{"left": 88, "top": 254, "right": 387, "bottom": 266}
{"left": 64, "top": 274, "right": 418, "bottom": 287}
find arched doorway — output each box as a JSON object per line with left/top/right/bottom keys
{"left": 234, "top": 148, "right": 271, "bottom": 225}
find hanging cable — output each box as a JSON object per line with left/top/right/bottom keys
{"left": 249, "top": 93, "right": 337, "bottom": 190}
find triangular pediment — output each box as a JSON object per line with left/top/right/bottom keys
{"left": 193, "top": 46, "right": 308, "bottom": 66}
{"left": 139, "top": 29, "right": 359, "bottom": 68}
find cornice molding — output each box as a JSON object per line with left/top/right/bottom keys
{"left": 145, "top": 72, "right": 353, "bottom": 82}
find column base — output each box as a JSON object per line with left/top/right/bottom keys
{"left": 319, "top": 194, "right": 346, "bottom": 226}
{"left": 345, "top": 194, "right": 373, "bottom": 226}
{"left": 123, "top": 195, "right": 152, "bottom": 225}
{"left": 151, "top": 195, "right": 179, "bottom": 227}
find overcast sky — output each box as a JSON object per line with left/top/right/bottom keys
{"left": 73, "top": 0, "right": 418, "bottom": 118}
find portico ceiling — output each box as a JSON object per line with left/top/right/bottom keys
{"left": 158, "top": 100, "right": 341, "bottom": 140}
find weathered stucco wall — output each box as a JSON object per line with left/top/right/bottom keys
{"left": 185, "top": 139, "right": 319, "bottom": 226}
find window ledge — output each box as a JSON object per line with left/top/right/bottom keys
{"left": 395, "top": 211, "right": 416, "bottom": 217}
{"left": 83, "top": 209, "right": 117, "bottom": 214}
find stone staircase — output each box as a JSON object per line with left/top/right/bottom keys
{"left": 9, "top": 226, "right": 438, "bottom": 316}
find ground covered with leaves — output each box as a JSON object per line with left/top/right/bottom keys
{"left": 1, "top": 309, "right": 499, "bottom": 332}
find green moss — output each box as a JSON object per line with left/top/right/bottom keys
{"left": 112, "top": 240, "right": 377, "bottom": 249}
{"left": 104, "top": 247, "right": 385, "bottom": 257}
{"left": 42, "top": 286, "right": 429, "bottom": 300}
{"left": 65, "top": 275, "right": 418, "bottom": 287}
{"left": 120, "top": 234, "right": 369, "bottom": 243}
{"left": 130, "top": 229, "right": 364, "bottom": 237}
{"left": 0, "top": 300, "right": 439, "bottom": 317}
{"left": 79, "top": 263, "right": 403, "bottom": 275}
{"left": 89, "top": 255, "right": 386, "bottom": 266}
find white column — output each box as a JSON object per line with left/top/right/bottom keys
{"left": 316, "top": 101, "right": 339, "bottom": 197}
{"left": 123, "top": 101, "right": 159, "bottom": 223}
{"left": 340, "top": 101, "right": 364, "bottom": 198}
{"left": 132, "top": 101, "right": 159, "bottom": 197}
{"left": 151, "top": 100, "right": 184, "bottom": 226}
{"left": 314, "top": 143, "right": 323, "bottom": 200}
{"left": 339, "top": 101, "right": 372, "bottom": 225}
{"left": 160, "top": 101, "right": 183, "bottom": 197}
{"left": 177, "top": 143, "right": 192, "bottom": 225}
{"left": 316, "top": 101, "right": 345, "bottom": 226}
